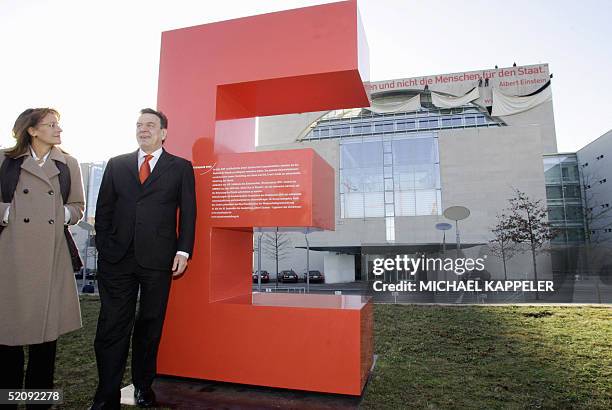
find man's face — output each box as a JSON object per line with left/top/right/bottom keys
{"left": 136, "top": 113, "right": 166, "bottom": 153}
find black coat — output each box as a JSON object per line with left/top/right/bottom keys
{"left": 95, "top": 149, "right": 196, "bottom": 270}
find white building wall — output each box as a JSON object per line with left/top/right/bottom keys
{"left": 577, "top": 129, "right": 612, "bottom": 243}
{"left": 500, "top": 101, "right": 557, "bottom": 153}
{"left": 323, "top": 253, "right": 355, "bottom": 283}
{"left": 437, "top": 125, "right": 548, "bottom": 244}
{"left": 259, "top": 111, "right": 328, "bottom": 145}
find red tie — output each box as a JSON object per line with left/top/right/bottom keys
{"left": 139, "top": 154, "right": 153, "bottom": 184}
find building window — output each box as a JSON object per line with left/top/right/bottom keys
{"left": 544, "top": 158, "right": 561, "bottom": 183}
{"left": 563, "top": 184, "right": 581, "bottom": 200}
{"left": 548, "top": 206, "right": 565, "bottom": 221}
{"left": 546, "top": 185, "right": 563, "bottom": 200}
{"left": 331, "top": 126, "right": 349, "bottom": 136}
{"left": 565, "top": 205, "right": 583, "bottom": 221}
{"left": 353, "top": 124, "right": 371, "bottom": 134}
{"left": 340, "top": 137, "right": 384, "bottom": 218}
{"left": 561, "top": 165, "right": 579, "bottom": 182}
{"left": 375, "top": 122, "right": 394, "bottom": 132}
{"left": 544, "top": 154, "right": 585, "bottom": 245}
{"left": 339, "top": 133, "right": 441, "bottom": 219}
{"left": 385, "top": 217, "right": 395, "bottom": 242}
{"left": 396, "top": 121, "right": 415, "bottom": 131}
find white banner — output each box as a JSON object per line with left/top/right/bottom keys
{"left": 367, "top": 94, "right": 421, "bottom": 114}
{"left": 431, "top": 87, "right": 479, "bottom": 109}
{"left": 492, "top": 84, "right": 552, "bottom": 116}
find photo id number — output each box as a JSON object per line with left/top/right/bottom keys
{"left": 0, "top": 389, "right": 63, "bottom": 404}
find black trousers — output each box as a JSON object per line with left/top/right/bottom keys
{"left": 0, "top": 340, "right": 57, "bottom": 410}
{"left": 93, "top": 254, "right": 172, "bottom": 406}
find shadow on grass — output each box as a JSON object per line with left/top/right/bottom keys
{"left": 360, "top": 305, "right": 612, "bottom": 409}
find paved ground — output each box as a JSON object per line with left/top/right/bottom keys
{"left": 120, "top": 377, "right": 363, "bottom": 409}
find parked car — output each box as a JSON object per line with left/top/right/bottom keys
{"left": 252, "top": 270, "right": 270, "bottom": 283}
{"left": 85, "top": 269, "right": 97, "bottom": 280}
{"left": 279, "top": 269, "right": 299, "bottom": 283}
{"left": 303, "top": 270, "right": 325, "bottom": 283}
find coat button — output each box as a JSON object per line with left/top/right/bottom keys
{"left": 48, "top": 190, "right": 55, "bottom": 195}
{"left": 23, "top": 189, "right": 29, "bottom": 194}
{"left": 48, "top": 219, "right": 55, "bottom": 224}
{"left": 24, "top": 218, "right": 30, "bottom": 223}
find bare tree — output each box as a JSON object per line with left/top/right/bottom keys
{"left": 489, "top": 213, "right": 520, "bottom": 280}
{"left": 259, "top": 228, "right": 293, "bottom": 286}
{"left": 505, "top": 189, "right": 556, "bottom": 299}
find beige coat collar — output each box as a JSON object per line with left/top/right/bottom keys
{"left": 18, "top": 146, "right": 67, "bottom": 185}
{"left": 15, "top": 146, "right": 67, "bottom": 164}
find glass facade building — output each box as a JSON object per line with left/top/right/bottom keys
{"left": 303, "top": 96, "right": 504, "bottom": 242}
{"left": 543, "top": 154, "right": 586, "bottom": 244}
{"left": 301, "top": 98, "right": 588, "bottom": 247}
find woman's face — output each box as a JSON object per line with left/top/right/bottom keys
{"left": 31, "top": 113, "right": 62, "bottom": 146}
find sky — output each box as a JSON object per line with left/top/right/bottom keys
{"left": 1, "top": 0, "right": 611, "bottom": 162}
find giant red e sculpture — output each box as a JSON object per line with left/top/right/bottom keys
{"left": 156, "top": 0, "right": 372, "bottom": 395}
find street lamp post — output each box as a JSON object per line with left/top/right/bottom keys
{"left": 443, "top": 206, "right": 470, "bottom": 257}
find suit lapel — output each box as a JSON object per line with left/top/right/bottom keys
{"left": 128, "top": 150, "right": 140, "bottom": 185}
{"left": 143, "top": 149, "right": 174, "bottom": 189}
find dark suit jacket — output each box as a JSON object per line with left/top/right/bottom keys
{"left": 95, "top": 149, "right": 196, "bottom": 270}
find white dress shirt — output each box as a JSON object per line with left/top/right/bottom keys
{"left": 138, "top": 147, "right": 163, "bottom": 172}
{"left": 2, "top": 147, "right": 70, "bottom": 225}
{"left": 138, "top": 148, "right": 190, "bottom": 260}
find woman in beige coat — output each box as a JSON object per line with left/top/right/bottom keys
{"left": 0, "top": 108, "right": 85, "bottom": 397}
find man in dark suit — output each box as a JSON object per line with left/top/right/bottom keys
{"left": 91, "top": 108, "right": 196, "bottom": 409}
